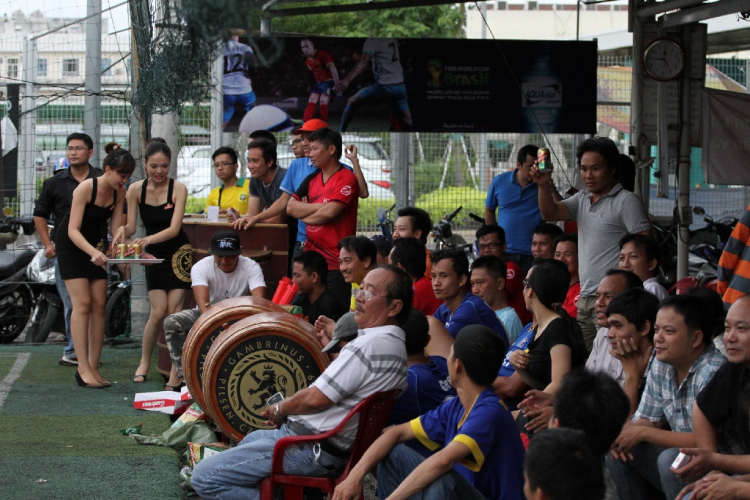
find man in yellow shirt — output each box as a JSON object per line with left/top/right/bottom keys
{"left": 205, "top": 147, "right": 250, "bottom": 216}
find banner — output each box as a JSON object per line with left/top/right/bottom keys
{"left": 222, "top": 36, "right": 597, "bottom": 134}
{"left": 702, "top": 88, "right": 750, "bottom": 185}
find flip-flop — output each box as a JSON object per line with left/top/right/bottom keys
{"left": 133, "top": 374, "right": 148, "bottom": 383}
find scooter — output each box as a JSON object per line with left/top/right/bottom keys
{"left": 24, "top": 249, "right": 65, "bottom": 343}
{"left": 0, "top": 208, "right": 38, "bottom": 343}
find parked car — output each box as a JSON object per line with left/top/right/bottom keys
{"left": 176, "top": 145, "right": 213, "bottom": 197}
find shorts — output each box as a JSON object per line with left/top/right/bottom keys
{"left": 311, "top": 80, "right": 336, "bottom": 98}
{"left": 356, "top": 83, "right": 409, "bottom": 113}
{"left": 223, "top": 92, "right": 257, "bottom": 123}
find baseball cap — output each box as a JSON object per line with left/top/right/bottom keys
{"left": 293, "top": 118, "right": 328, "bottom": 135}
{"left": 321, "top": 312, "right": 359, "bottom": 354}
{"left": 211, "top": 230, "right": 241, "bottom": 256}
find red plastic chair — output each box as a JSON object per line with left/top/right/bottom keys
{"left": 668, "top": 276, "right": 699, "bottom": 295}
{"left": 259, "top": 389, "right": 399, "bottom": 500}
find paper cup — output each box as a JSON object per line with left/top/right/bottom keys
{"left": 207, "top": 206, "right": 220, "bottom": 223}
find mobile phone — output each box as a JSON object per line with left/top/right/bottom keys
{"left": 267, "top": 392, "right": 284, "bottom": 406}
{"left": 671, "top": 452, "right": 691, "bottom": 469}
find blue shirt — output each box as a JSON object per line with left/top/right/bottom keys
{"left": 280, "top": 157, "right": 352, "bottom": 243}
{"left": 497, "top": 322, "right": 535, "bottom": 411}
{"left": 485, "top": 170, "right": 542, "bottom": 255}
{"left": 411, "top": 388, "right": 526, "bottom": 500}
{"left": 388, "top": 356, "right": 457, "bottom": 457}
{"left": 434, "top": 293, "right": 509, "bottom": 349}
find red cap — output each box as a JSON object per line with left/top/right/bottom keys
{"left": 293, "top": 118, "right": 328, "bottom": 135}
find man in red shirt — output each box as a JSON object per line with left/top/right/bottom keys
{"left": 390, "top": 237, "right": 442, "bottom": 315}
{"left": 555, "top": 233, "right": 581, "bottom": 318}
{"left": 301, "top": 39, "right": 339, "bottom": 122}
{"left": 475, "top": 225, "right": 530, "bottom": 324}
{"left": 288, "top": 128, "right": 359, "bottom": 310}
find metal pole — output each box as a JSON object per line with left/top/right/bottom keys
{"left": 210, "top": 51, "right": 224, "bottom": 192}
{"left": 20, "top": 37, "right": 36, "bottom": 216}
{"left": 676, "top": 26, "right": 692, "bottom": 280}
{"left": 481, "top": 2, "right": 487, "bottom": 39}
{"left": 393, "top": 133, "right": 411, "bottom": 211}
{"left": 84, "top": 0, "right": 102, "bottom": 168}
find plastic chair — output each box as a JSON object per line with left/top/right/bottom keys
{"left": 669, "top": 276, "right": 699, "bottom": 295}
{"left": 259, "top": 389, "right": 399, "bottom": 500}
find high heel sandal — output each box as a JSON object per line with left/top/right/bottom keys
{"left": 75, "top": 372, "right": 104, "bottom": 389}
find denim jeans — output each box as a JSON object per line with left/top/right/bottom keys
{"left": 606, "top": 443, "right": 686, "bottom": 500}
{"left": 376, "top": 444, "right": 486, "bottom": 500}
{"left": 54, "top": 258, "right": 74, "bottom": 358}
{"left": 191, "top": 425, "right": 347, "bottom": 500}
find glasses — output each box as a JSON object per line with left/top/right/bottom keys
{"left": 213, "top": 162, "right": 235, "bottom": 169}
{"left": 355, "top": 288, "right": 388, "bottom": 302}
{"left": 67, "top": 146, "right": 88, "bottom": 152}
{"left": 477, "top": 242, "right": 502, "bottom": 251}
{"left": 523, "top": 279, "right": 530, "bottom": 289}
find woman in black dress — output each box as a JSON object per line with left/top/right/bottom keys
{"left": 57, "top": 148, "right": 134, "bottom": 388}
{"left": 113, "top": 139, "right": 191, "bottom": 387}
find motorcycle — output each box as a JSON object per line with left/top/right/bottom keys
{"left": 0, "top": 208, "right": 38, "bottom": 344}
{"left": 24, "top": 249, "right": 66, "bottom": 344}
{"left": 430, "top": 206, "right": 480, "bottom": 265}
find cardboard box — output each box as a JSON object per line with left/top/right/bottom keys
{"left": 134, "top": 386, "right": 193, "bottom": 415}
{"left": 188, "top": 442, "right": 230, "bottom": 467}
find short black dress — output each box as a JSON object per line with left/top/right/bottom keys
{"left": 140, "top": 178, "right": 192, "bottom": 291}
{"left": 56, "top": 177, "right": 113, "bottom": 281}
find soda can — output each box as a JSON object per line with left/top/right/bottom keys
{"left": 131, "top": 244, "right": 142, "bottom": 259}
{"left": 537, "top": 148, "right": 551, "bottom": 172}
{"left": 116, "top": 244, "right": 127, "bottom": 260}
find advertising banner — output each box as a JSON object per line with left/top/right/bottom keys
{"left": 223, "top": 36, "right": 597, "bottom": 134}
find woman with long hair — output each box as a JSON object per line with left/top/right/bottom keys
{"left": 510, "top": 259, "right": 587, "bottom": 396}
{"left": 56, "top": 147, "right": 134, "bottom": 388}
{"left": 113, "top": 139, "right": 192, "bottom": 388}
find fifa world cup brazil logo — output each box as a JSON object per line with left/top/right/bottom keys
{"left": 428, "top": 59, "right": 444, "bottom": 88}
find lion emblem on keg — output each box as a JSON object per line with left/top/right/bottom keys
{"left": 247, "top": 365, "right": 288, "bottom": 410}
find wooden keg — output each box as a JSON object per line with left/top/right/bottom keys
{"left": 182, "top": 296, "right": 286, "bottom": 413}
{"left": 201, "top": 312, "right": 329, "bottom": 442}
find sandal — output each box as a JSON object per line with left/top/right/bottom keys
{"left": 164, "top": 382, "right": 185, "bottom": 392}
{"left": 133, "top": 374, "right": 148, "bottom": 383}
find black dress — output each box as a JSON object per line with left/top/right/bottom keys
{"left": 56, "top": 177, "right": 113, "bottom": 281}
{"left": 140, "top": 178, "right": 192, "bottom": 291}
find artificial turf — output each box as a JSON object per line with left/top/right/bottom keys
{"left": 0, "top": 344, "right": 186, "bottom": 499}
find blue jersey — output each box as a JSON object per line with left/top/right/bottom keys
{"left": 279, "top": 157, "right": 352, "bottom": 243}
{"left": 485, "top": 170, "right": 542, "bottom": 256}
{"left": 497, "top": 322, "right": 535, "bottom": 411}
{"left": 434, "top": 293, "right": 509, "bottom": 349}
{"left": 411, "top": 388, "right": 526, "bottom": 500}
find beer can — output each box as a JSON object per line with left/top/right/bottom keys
{"left": 116, "top": 244, "right": 127, "bottom": 260}
{"left": 537, "top": 148, "right": 551, "bottom": 172}
{"left": 131, "top": 244, "right": 142, "bottom": 259}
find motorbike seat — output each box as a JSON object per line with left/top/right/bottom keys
{"left": 0, "top": 249, "right": 37, "bottom": 281}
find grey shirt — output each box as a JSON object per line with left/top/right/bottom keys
{"left": 561, "top": 184, "right": 650, "bottom": 296}
{"left": 249, "top": 167, "right": 287, "bottom": 210}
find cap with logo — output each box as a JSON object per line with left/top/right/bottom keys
{"left": 211, "top": 230, "right": 242, "bottom": 256}
{"left": 292, "top": 119, "right": 328, "bottom": 135}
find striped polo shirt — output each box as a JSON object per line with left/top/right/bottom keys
{"left": 288, "top": 324, "right": 407, "bottom": 450}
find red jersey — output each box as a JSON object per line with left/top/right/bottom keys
{"left": 563, "top": 282, "right": 581, "bottom": 318}
{"left": 305, "top": 49, "right": 335, "bottom": 83}
{"left": 294, "top": 167, "right": 359, "bottom": 269}
{"left": 505, "top": 260, "right": 532, "bottom": 325}
{"left": 413, "top": 275, "right": 443, "bottom": 315}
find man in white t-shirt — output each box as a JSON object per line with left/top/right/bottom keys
{"left": 163, "top": 230, "right": 265, "bottom": 390}
{"left": 223, "top": 36, "right": 257, "bottom": 128}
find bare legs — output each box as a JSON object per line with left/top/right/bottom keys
{"left": 136, "top": 288, "right": 185, "bottom": 383}
{"left": 66, "top": 278, "right": 107, "bottom": 385}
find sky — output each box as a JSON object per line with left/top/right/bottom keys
{"left": 1, "top": 0, "right": 130, "bottom": 33}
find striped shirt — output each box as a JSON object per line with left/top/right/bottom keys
{"left": 717, "top": 206, "right": 750, "bottom": 308}
{"left": 633, "top": 343, "right": 726, "bottom": 432}
{"left": 289, "top": 325, "right": 407, "bottom": 450}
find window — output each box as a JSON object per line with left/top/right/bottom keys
{"left": 62, "top": 58, "right": 79, "bottom": 77}
{"left": 101, "top": 57, "right": 112, "bottom": 76}
{"left": 528, "top": 1, "right": 537, "bottom": 10}
{"left": 7, "top": 58, "right": 18, "bottom": 79}
{"left": 37, "top": 58, "right": 47, "bottom": 76}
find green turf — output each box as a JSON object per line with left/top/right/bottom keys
{"left": 0, "top": 344, "right": 187, "bottom": 499}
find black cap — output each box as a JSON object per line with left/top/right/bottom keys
{"left": 211, "top": 230, "right": 241, "bottom": 256}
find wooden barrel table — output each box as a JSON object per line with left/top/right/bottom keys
{"left": 202, "top": 312, "right": 329, "bottom": 442}
{"left": 182, "top": 297, "right": 286, "bottom": 413}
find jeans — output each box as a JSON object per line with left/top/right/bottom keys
{"left": 606, "top": 444, "right": 686, "bottom": 500}
{"left": 54, "top": 258, "right": 75, "bottom": 358}
{"left": 192, "top": 425, "right": 346, "bottom": 500}
{"left": 377, "top": 444, "right": 486, "bottom": 500}
{"left": 577, "top": 295, "right": 598, "bottom": 353}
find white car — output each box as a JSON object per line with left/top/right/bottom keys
{"left": 176, "top": 145, "right": 213, "bottom": 197}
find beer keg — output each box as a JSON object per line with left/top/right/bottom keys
{"left": 202, "top": 312, "right": 329, "bottom": 442}
{"left": 182, "top": 297, "right": 286, "bottom": 413}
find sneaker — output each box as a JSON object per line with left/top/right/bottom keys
{"left": 59, "top": 356, "right": 78, "bottom": 366}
